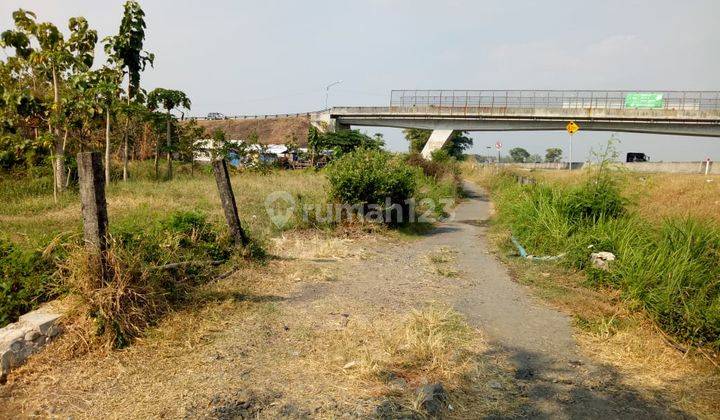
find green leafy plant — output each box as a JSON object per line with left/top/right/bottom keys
{"left": 0, "top": 238, "right": 58, "bottom": 326}
{"left": 326, "top": 148, "right": 416, "bottom": 224}
{"left": 146, "top": 88, "right": 191, "bottom": 179}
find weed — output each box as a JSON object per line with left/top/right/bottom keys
{"left": 464, "top": 140, "right": 720, "bottom": 349}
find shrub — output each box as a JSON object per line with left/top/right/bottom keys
{"left": 325, "top": 148, "right": 417, "bottom": 224}
{"left": 563, "top": 171, "right": 626, "bottom": 222}
{"left": 405, "top": 153, "right": 458, "bottom": 181}
{"left": 0, "top": 238, "right": 58, "bottom": 326}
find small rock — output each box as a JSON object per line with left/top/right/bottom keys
{"left": 1, "top": 350, "right": 14, "bottom": 372}
{"left": 9, "top": 339, "right": 25, "bottom": 353}
{"left": 488, "top": 380, "right": 503, "bottom": 390}
{"left": 46, "top": 325, "right": 60, "bottom": 338}
{"left": 374, "top": 399, "right": 405, "bottom": 419}
{"left": 514, "top": 367, "right": 534, "bottom": 380}
{"left": 388, "top": 377, "right": 407, "bottom": 389}
{"left": 416, "top": 383, "right": 448, "bottom": 416}
{"left": 24, "top": 330, "right": 40, "bottom": 342}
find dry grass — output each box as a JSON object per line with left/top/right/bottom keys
{"left": 424, "top": 246, "right": 462, "bottom": 278}
{"left": 465, "top": 162, "right": 720, "bottom": 226}
{"left": 0, "top": 233, "right": 522, "bottom": 418}
{"left": 56, "top": 246, "right": 173, "bottom": 350}
{"left": 527, "top": 168, "right": 720, "bottom": 224}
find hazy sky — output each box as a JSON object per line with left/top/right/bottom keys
{"left": 2, "top": 0, "right": 719, "bottom": 161}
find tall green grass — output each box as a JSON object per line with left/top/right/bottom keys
{"left": 488, "top": 168, "right": 720, "bottom": 349}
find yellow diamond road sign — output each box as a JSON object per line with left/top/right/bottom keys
{"left": 566, "top": 121, "right": 579, "bottom": 135}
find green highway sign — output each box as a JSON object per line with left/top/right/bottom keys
{"left": 625, "top": 92, "right": 664, "bottom": 109}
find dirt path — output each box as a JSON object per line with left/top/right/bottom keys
{"left": 0, "top": 182, "right": 690, "bottom": 418}
{"left": 314, "top": 182, "right": 688, "bottom": 419}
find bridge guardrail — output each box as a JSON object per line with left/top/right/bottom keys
{"left": 390, "top": 90, "right": 720, "bottom": 111}
{"left": 187, "top": 110, "right": 325, "bottom": 121}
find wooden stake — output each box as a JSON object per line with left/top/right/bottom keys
{"left": 77, "top": 151, "right": 110, "bottom": 284}
{"left": 212, "top": 159, "right": 249, "bottom": 247}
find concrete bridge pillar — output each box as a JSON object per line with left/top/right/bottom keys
{"left": 420, "top": 129, "right": 454, "bottom": 159}
{"left": 310, "top": 111, "right": 349, "bottom": 133}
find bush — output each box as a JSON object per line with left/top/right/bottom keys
{"left": 563, "top": 170, "right": 626, "bottom": 222}
{"left": 0, "top": 238, "right": 58, "bottom": 326}
{"left": 405, "top": 153, "right": 458, "bottom": 181}
{"left": 326, "top": 148, "right": 417, "bottom": 224}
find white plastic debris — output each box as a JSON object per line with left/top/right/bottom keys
{"left": 590, "top": 252, "right": 616, "bottom": 271}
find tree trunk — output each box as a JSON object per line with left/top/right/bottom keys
{"left": 51, "top": 67, "right": 65, "bottom": 193}
{"left": 154, "top": 137, "right": 160, "bottom": 180}
{"left": 105, "top": 108, "right": 111, "bottom": 184}
{"left": 54, "top": 139, "right": 66, "bottom": 193}
{"left": 166, "top": 113, "right": 172, "bottom": 179}
{"left": 50, "top": 147, "right": 57, "bottom": 204}
{"left": 123, "top": 80, "right": 132, "bottom": 182}
{"left": 122, "top": 130, "right": 129, "bottom": 182}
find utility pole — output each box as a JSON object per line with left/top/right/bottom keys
{"left": 325, "top": 80, "right": 342, "bottom": 109}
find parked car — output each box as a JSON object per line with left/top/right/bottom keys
{"left": 206, "top": 112, "right": 226, "bottom": 120}
{"left": 626, "top": 152, "right": 650, "bottom": 162}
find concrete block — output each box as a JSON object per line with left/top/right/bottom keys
{"left": 0, "top": 326, "right": 25, "bottom": 348}
{"left": 1, "top": 349, "right": 14, "bottom": 372}
{"left": 0, "top": 305, "right": 63, "bottom": 378}
{"left": 19, "top": 310, "right": 60, "bottom": 335}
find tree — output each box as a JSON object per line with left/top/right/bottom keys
{"left": 146, "top": 88, "right": 191, "bottom": 179}
{"left": 1, "top": 10, "right": 98, "bottom": 195}
{"left": 176, "top": 119, "right": 205, "bottom": 175}
{"left": 545, "top": 147, "right": 563, "bottom": 163}
{"left": 509, "top": 147, "right": 530, "bottom": 163}
{"left": 402, "top": 129, "right": 473, "bottom": 159}
{"left": 312, "top": 129, "right": 384, "bottom": 157}
{"left": 93, "top": 67, "right": 123, "bottom": 182}
{"left": 528, "top": 153, "right": 542, "bottom": 163}
{"left": 104, "top": 0, "right": 154, "bottom": 181}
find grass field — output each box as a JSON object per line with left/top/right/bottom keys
{"left": 529, "top": 169, "right": 720, "bottom": 224}
{"left": 1, "top": 156, "right": 461, "bottom": 328}
{"left": 0, "top": 161, "right": 331, "bottom": 329}
{"left": 1, "top": 162, "right": 328, "bottom": 251}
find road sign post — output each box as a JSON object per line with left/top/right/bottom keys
{"left": 495, "top": 141, "right": 502, "bottom": 169}
{"left": 566, "top": 121, "right": 579, "bottom": 170}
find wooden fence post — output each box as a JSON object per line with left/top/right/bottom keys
{"left": 212, "top": 159, "right": 249, "bottom": 247}
{"left": 77, "top": 151, "right": 110, "bottom": 284}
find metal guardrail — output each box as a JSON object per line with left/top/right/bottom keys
{"left": 390, "top": 90, "right": 720, "bottom": 110}
{"left": 188, "top": 110, "right": 324, "bottom": 121}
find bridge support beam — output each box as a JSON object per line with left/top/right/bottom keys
{"left": 310, "top": 111, "right": 349, "bottom": 134}
{"left": 421, "top": 129, "right": 454, "bottom": 159}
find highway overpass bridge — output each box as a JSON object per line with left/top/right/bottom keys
{"left": 311, "top": 90, "right": 720, "bottom": 158}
